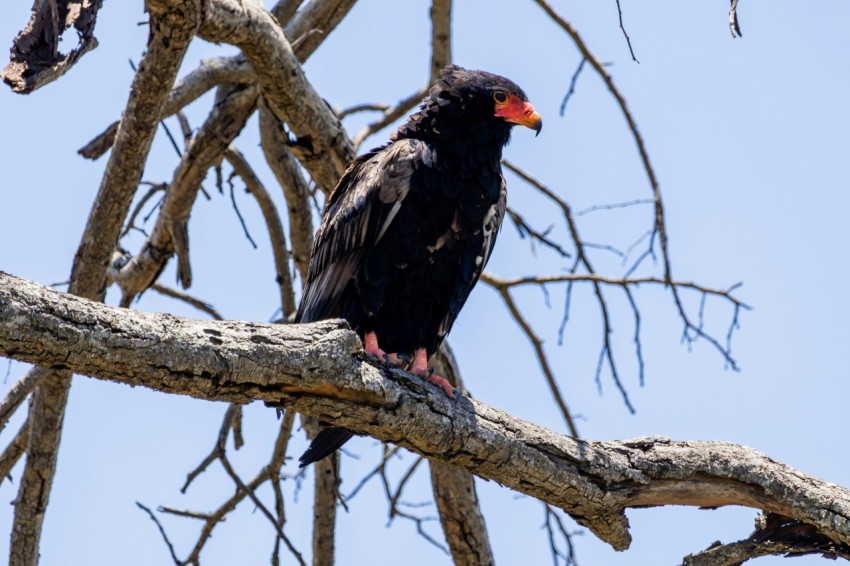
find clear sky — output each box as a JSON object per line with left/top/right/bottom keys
{"left": 2, "top": 1, "right": 849, "bottom": 565}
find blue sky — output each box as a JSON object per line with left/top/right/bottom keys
{"left": 2, "top": 1, "right": 849, "bottom": 564}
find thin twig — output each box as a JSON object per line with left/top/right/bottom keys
{"left": 730, "top": 0, "right": 742, "bottom": 38}
{"left": 352, "top": 87, "right": 428, "bottom": 150}
{"left": 150, "top": 284, "right": 224, "bottom": 320}
{"left": 136, "top": 502, "right": 181, "bottom": 565}
{"left": 614, "top": 0, "right": 639, "bottom": 62}
{"left": 560, "top": 59, "right": 586, "bottom": 116}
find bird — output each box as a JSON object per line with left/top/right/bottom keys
{"left": 296, "top": 65, "right": 542, "bottom": 467}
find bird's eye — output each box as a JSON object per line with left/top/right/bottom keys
{"left": 493, "top": 91, "right": 508, "bottom": 104}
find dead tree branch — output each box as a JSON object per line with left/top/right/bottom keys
{"left": 2, "top": 0, "right": 103, "bottom": 93}
{"left": 7, "top": 5, "right": 199, "bottom": 564}
{"left": 2, "top": 272, "right": 847, "bottom": 555}
{"left": 224, "top": 146, "right": 296, "bottom": 316}
{"left": 111, "top": 85, "right": 258, "bottom": 303}
{"left": 682, "top": 512, "right": 850, "bottom": 565}
{"left": 258, "top": 102, "right": 315, "bottom": 283}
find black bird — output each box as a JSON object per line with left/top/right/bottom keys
{"left": 297, "top": 65, "right": 542, "bottom": 466}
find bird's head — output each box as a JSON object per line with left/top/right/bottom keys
{"left": 435, "top": 65, "right": 542, "bottom": 136}
{"left": 394, "top": 66, "right": 542, "bottom": 146}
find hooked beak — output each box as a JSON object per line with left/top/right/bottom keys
{"left": 496, "top": 99, "right": 543, "bottom": 136}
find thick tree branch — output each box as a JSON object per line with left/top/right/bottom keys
{"left": 224, "top": 146, "right": 296, "bottom": 316}
{"left": 112, "top": 85, "right": 258, "bottom": 303}
{"left": 8, "top": 6, "right": 199, "bottom": 565}
{"left": 181, "top": 0, "right": 355, "bottom": 190}
{"left": 429, "top": 344, "right": 494, "bottom": 566}
{"left": 3, "top": 271, "right": 850, "bottom": 554}
{"left": 258, "top": 103, "right": 315, "bottom": 283}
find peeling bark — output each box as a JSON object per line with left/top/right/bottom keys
{"left": 3, "top": 271, "right": 850, "bottom": 554}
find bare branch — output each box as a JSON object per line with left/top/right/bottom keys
{"left": 559, "top": 59, "right": 586, "bottom": 117}
{"left": 302, "top": 417, "right": 339, "bottom": 566}
{"left": 483, "top": 280, "right": 579, "bottom": 437}
{"left": 730, "top": 0, "right": 743, "bottom": 38}
{"left": 225, "top": 146, "right": 297, "bottom": 317}
{"left": 79, "top": 57, "right": 255, "bottom": 161}
{"left": 183, "top": 0, "right": 355, "bottom": 191}
{"left": 150, "top": 284, "right": 224, "bottom": 321}
{"left": 9, "top": 6, "right": 200, "bottom": 564}
{"left": 136, "top": 502, "right": 181, "bottom": 565}
{"left": 681, "top": 513, "right": 850, "bottom": 565}
{"left": 283, "top": 0, "right": 358, "bottom": 60}
{"left": 112, "top": 85, "right": 258, "bottom": 303}
{"left": 430, "top": 0, "right": 453, "bottom": 83}
{"left": 533, "top": 0, "right": 669, "bottom": 283}
{"left": 3, "top": 272, "right": 850, "bottom": 554}
{"left": 0, "top": 368, "right": 43, "bottom": 435}
{"left": 353, "top": 87, "right": 429, "bottom": 151}
{"left": 0, "top": 416, "right": 29, "bottom": 485}
{"left": 2, "top": 0, "right": 102, "bottom": 93}
{"left": 430, "top": 346, "right": 494, "bottom": 566}
{"left": 614, "top": 0, "right": 639, "bottom": 63}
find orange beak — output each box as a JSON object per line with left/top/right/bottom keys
{"left": 495, "top": 96, "right": 542, "bottom": 135}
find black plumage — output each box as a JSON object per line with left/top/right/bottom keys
{"left": 297, "top": 66, "right": 541, "bottom": 466}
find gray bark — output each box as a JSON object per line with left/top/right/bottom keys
{"left": 3, "top": 271, "right": 850, "bottom": 553}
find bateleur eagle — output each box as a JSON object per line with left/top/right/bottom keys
{"left": 298, "top": 65, "right": 541, "bottom": 466}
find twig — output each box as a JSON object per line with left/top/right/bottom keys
{"left": 227, "top": 176, "right": 259, "bottom": 250}
{"left": 614, "top": 0, "right": 639, "bottom": 62}
{"left": 0, "top": 416, "right": 29, "bottom": 485}
{"left": 0, "top": 368, "right": 43, "bottom": 435}
{"left": 136, "top": 502, "right": 181, "bottom": 565}
{"left": 560, "top": 59, "right": 586, "bottom": 116}
{"left": 352, "top": 87, "right": 429, "bottom": 150}
{"left": 576, "top": 198, "right": 654, "bottom": 216}
{"left": 729, "top": 0, "right": 742, "bottom": 38}
{"left": 225, "top": 146, "right": 297, "bottom": 317}
{"left": 486, "top": 282, "right": 579, "bottom": 437}
{"left": 337, "top": 103, "right": 390, "bottom": 119}
{"left": 150, "top": 284, "right": 224, "bottom": 320}
{"left": 121, "top": 183, "right": 167, "bottom": 239}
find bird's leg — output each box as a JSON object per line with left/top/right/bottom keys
{"left": 410, "top": 348, "right": 456, "bottom": 398}
{"left": 364, "top": 331, "right": 406, "bottom": 368}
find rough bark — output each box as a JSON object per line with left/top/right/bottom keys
{"left": 3, "top": 271, "right": 850, "bottom": 554}
{"left": 112, "top": 85, "right": 259, "bottom": 302}
{"left": 7, "top": 5, "right": 199, "bottom": 565}
{"left": 259, "top": 103, "right": 315, "bottom": 283}
{"left": 181, "top": 0, "right": 356, "bottom": 191}
{"left": 429, "top": 344, "right": 494, "bottom": 566}
{"left": 302, "top": 417, "right": 339, "bottom": 566}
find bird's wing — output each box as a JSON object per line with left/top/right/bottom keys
{"left": 437, "top": 175, "right": 508, "bottom": 340}
{"left": 296, "top": 139, "right": 426, "bottom": 323}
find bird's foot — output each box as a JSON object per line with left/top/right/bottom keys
{"left": 411, "top": 348, "right": 456, "bottom": 398}
{"left": 364, "top": 332, "right": 411, "bottom": 369}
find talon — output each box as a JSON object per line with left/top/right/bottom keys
{"left": 427, "top": 373, "right": 457, "bottom": 399}
{"left": 410, "top": 348, "right": 456, "bottom": 398}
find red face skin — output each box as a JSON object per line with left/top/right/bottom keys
{"left": 494, "top": 93, "right": 543, "bottom": 134}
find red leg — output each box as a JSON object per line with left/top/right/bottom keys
{"left": 410, "top": 348, "right": 456, "bottom": 398}
{"left": 364, "top": 331, "right": 387, "bottom": 359}
{"left": 364, "top": 332, "right": 405, "bottom": 367}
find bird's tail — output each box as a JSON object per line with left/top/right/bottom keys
{"left": 299, "top": 427, "right": 354, "bottom": 467}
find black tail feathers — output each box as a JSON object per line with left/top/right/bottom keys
{"left": 298, "top": 427, "right": 354, "bottom": 467}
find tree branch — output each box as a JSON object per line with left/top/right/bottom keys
{"left": 2, "top": 0, "right": 103, "bottom": 93}
{"left": 8, "top": 5, "right": 200, "bottom": 564}
{"left": 3, "top": 271, "right": 849, "bottom": 555}
{"left": 182, "top": 0, "right": 356, "bottom": 191}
